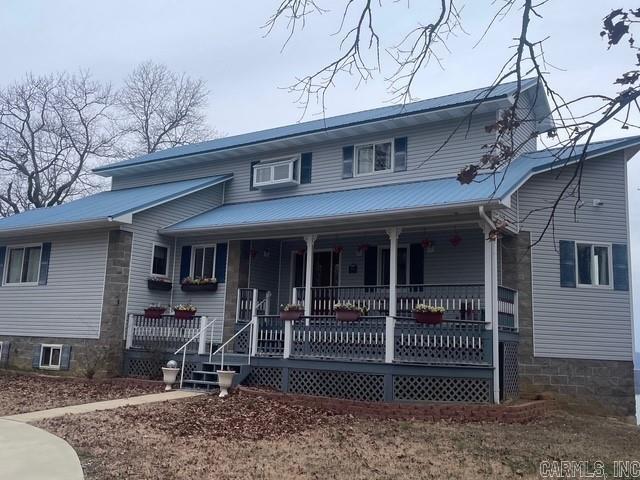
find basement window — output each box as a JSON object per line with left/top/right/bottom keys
{"left": 253, "top": 156, "right": 299, "bottom": 188}
{"left": 40, "top": 344, "right": 62, "bottom": 369}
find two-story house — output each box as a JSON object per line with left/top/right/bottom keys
{"left": 0, "top": 77, "right": 636, "bottom": 415}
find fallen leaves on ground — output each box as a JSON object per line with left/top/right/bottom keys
{"left": 0, "top": 370, "right": 160, "bottom": 415}
{"left": 37, "top": 391, "right": 640, "bottom": 480}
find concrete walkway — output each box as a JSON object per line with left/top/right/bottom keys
{"left": 3, "top": 390, "right": 202, "bottom": 422}
{"left": 0, "top": 419, "right": 84, "bottom": 480}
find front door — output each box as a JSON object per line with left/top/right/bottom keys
{"left": 292, "top": 250, "right": 341, "bottom": 288}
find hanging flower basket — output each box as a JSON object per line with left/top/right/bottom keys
{"left": 335, "top": 310, "right": 361, "bottom": 322}
{"left": 147, "top": 278, "right": 172, "bottom": 291}
{"left": 333, "top": 303, "right": 367, "bottom": 322}
{"left": 144, "top": 306, "right": 166, "bottom": 319}
{"left": 413, "top": 304, "right": 445, "bottom": 325}
{"left": 280, "top": 304, "right": 304, "bottom": 321}
{"left": 173, "top": 304, "right": 197, "bottom": 320}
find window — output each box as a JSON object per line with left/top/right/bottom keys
{"left": 192, "top": 246, "right": 216, "bottom": 279}
{"left": 4, "top": 245, "right": 42, "bottom": 285}
{"left": 355, "top": 141, "right": 393, "bottom": 176}
{"left": 291, "top": 250, "right": 340, "bottom": 288}
{"left": 379, "top": 247, "right": 409, "bottom": 285}
{"left": 253, "top": 156, "right": 300, "bottom": 188}
{"left": 151, "top": 244, "right": 169, "bottom": 277}
{"left": 40, "top": 344, "right": 62, "bottom": 369}
{"left": 576, "top": 243, "right": 612, "bottom": 287}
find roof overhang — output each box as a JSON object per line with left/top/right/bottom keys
{"left": 0, "top": 219, "right": 125, "bottom": 239}
{"left": 160, "top": 199, "right": 505, "bottom": 240}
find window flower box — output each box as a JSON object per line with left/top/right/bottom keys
{"left": 280, "top": 304, "right": 304, "bottom": 321}
{"left": 147, "top": 277, "right": 172, "bottom": 291}
{"left": 174, "top": 304, "right": 197, "bottom": 320}
{"left": 144, "top": 306, "right": 166, "bottom": 319}
{"left": 180, "top": 277, "right": 218, "bottom": 292}
{"left": 334, "top": 303, "right": 367, "bottom": 322}
{"left": 413, "top": 304, "right": 445, "bottom": 325}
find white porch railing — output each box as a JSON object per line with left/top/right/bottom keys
{"left": 125, "top": 314, "right": 204, "bottom": 353}
{"left": 292, "top": 284, "right": 516, "bottom": 328}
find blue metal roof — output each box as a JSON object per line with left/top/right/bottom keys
{"left": 0, "top": 174, "right": 232, "bottom": 234}
{"left": 163, "top": 136, "right": 640, "bottom": 234}
{"left": 95, "top": 78, "right": 540, "bottom": 174}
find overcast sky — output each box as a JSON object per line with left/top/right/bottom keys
{"left": 2, "top": 1, "right": 639, "bottom": 355}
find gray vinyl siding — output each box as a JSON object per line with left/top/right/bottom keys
{"left": 125, "top": 185, "right": 224, "bottom": 316}
{"left": 518, "top": 152, "right": 632, "bottom": 361}
{"left": 0, "top": 230, "right": 109, "bottom": 338}
{"left": 111, "top": 113, "right": 501, "bottom": 201}
{"left": 271, "top": 229, "right": 485, "bottom": 306}
{"left": 170, "top": 235, "right": 227, "bottom": 343}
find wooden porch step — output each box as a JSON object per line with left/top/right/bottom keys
{"left": 181, "top": 379, "right": 219, "bottom": 391}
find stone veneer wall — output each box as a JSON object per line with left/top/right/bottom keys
{"left": 502, "top": 231, "right": 635, "bottom": 416}
{"left": 0, "top": 229, "right": 132, "bottom": 377}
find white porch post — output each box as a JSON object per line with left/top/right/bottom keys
{"left": 385, "top": 227, "right": 401, "bottom": 363}
{"left": 198, "top": 315, "right": 208, "bottom": 355}
{"left": 483, "top": 223, "right": 500, "bottom": 403}
{"left": 304, "top": 235, "right": 317, "bottom": 323}
{"left": 250, "top": 289, "right": 259, "bottom": 356}
{"left": 125, "top": 313, "right": 135, "bottom": 350}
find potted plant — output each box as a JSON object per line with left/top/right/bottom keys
{"left": 144, "top": 304, "right": 166, "bottom": 319}
{"left": 173, "top": 304, "right": 197, "bottom": 320}
{"left": 147, "top": 276, "right": 172, "bottom": 291}
{"left": 181, "top": 276, "right": 218, "bottom": 292}
{"left": 413, "top": 304, "right": 446, "bottom": 324}
{"left": 280, "top": 303, "right": 304, "bottom": 321}
{"left": 334, "top": 302, "right": 367, "bottom": 322}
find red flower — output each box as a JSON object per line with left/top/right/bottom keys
{"left": 449, "top": 234, "right": 462, "bottom": 247}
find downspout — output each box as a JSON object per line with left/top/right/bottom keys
{"left": 479, "top": 205, "right": 501, "bottom": 404}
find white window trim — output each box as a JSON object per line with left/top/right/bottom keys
{"left": 190, "top": 244, "right": 217, "bottom": 279}
{"left": 353, "top": 139, "right": 395, "bottom": 177}
{"left": 150, "top": 242, "right": 170, "bottom": 278}
{"left": 2, "top": 243, "right": 43, "bottom": 287}
{"left": 378, "top": 244, "right": 410, "bottom": 286}
{"left": 39, "top": 344, "right": 63, "bottom": 370}
{"left": 253, "top": 155, "right": 301, "bottom": 187}
{"left": 575, "top": 241, "right": 614, "bottom": 289}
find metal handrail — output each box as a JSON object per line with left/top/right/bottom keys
{"left": 174, "top": 317, "right": 216, "bottom": 390}
{"left": 210, "top": 320, "right": 254, "bottom": 371}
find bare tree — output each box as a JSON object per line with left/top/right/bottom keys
{"left": 0, "top": 72, "right": 118, "bottom": 217}
{"left": 266, "top": 2, "right": 640, "bottom": 244}
{"left": 119, "top": 61, "right": 214, "bottom": 155}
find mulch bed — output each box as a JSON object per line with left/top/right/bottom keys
{"left": 0, "top": 370, "right": 161, "bottom": 416}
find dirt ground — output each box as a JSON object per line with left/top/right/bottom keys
{"left": 0, "top": 370, "right": 161, "bottom": 415}
{"left": 38, "top": 391, "right": 640, "bottom": 480}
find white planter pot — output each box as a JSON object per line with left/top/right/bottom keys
{"left": 217, "top": 370, "right": 236, "bottom": 398}
{"left": 162, "top": 367, "right": 180, "bottom": 391}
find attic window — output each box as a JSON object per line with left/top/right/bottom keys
{"left": 253, "top": 156, "right": 299, "bottom": 188}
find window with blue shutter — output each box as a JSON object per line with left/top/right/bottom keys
{"left": 215, "top": 242, "right": 228, "bottom": 283}
{"left": 559, "top": 240, "right": 576, "bottom": 288}
{"left": 364, "top": 246, "right": 378, "bottom": 286}
{"left": 179, "top": 246, "right": 192, "bottom": 282}
{"left": 612, "top": 243, "right": 629, "bottom": 291}
{"left": 38, "top": 242, "right": 51, "bottom": 285}
{"left": 0, "top": 247, "right": 5, "bottom": 287}
{"left": 409, "top": 243, "right": 424, "bottom": 284}
{"left": 300, "top": 152, "right": 312, "bottom": 184}
{"left": 394, "top": 137, "right": 408, "bottom": 172}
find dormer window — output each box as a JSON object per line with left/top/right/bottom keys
{"left": 355, "top": 140, "right": 393, "bottom": 176}
{"left": 253, "top": 156, "right": 300, "bottom": 188}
